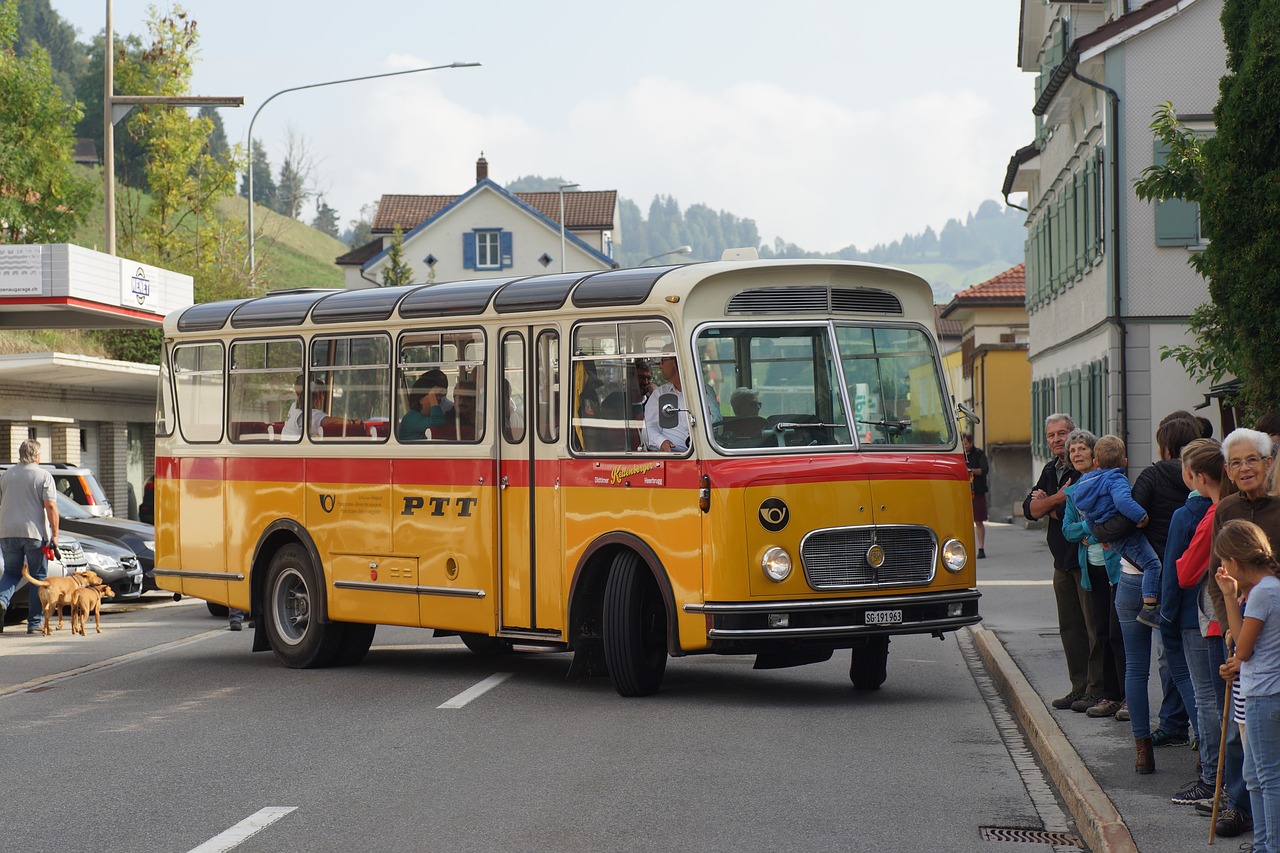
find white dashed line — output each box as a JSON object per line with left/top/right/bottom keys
{"left": 438, "top": 672, "right": 513, "bottom": 708}
{"left": 187, "top": 806, "right": 298, "bottom": 853}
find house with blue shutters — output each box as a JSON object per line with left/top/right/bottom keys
{"left": 1004, "top": 0, "right": 1225, "bottom": 472}
{"left": 336, "top": 155, "right": 618, "bottom": 289}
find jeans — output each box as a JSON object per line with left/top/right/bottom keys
{"left": 1183, "top": 627, "right": 1220, "bottom": 786}
{"left": 1116, "top": 573, "right": 1153, "bottom": 738}
{"left": 1210, "top": 636, "right": 1252, "bottom": 814}
{"left": 1111, "top": 530, "right": 1163, "bottom": 599}
{"left": 0, "top": 537, "right": 47, "bottom": 628}
{"left": 1244, "top": 693, "right": 1280, "bottom": 853}
{"left": 1157, "top": 623, "right": 1193, "bottom": 736}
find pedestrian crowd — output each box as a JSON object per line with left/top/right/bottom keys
{"left": 1027, "top": 410, "right": 1280, "bottom": 849}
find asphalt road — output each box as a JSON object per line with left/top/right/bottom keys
{"left": 1, "top": 579, "right": 1079, "bottom": 852}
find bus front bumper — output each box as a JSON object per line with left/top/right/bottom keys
{"left": 684, "top": 588, "right": 981, "bottom": 643}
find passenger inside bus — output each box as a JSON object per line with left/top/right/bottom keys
{"left": 643, "top": 356, "right": 690, "bottom": 452}
{"left": 435, "top": 379, "right": 480, "bottom": 441}
{"left": 721, "top": 387, "right": 767, "bottom": 442}
{"left": 282, "top": 375, "right": 364, "bottom": 439}
{"left": 398, "top": 370, "right": 450, "bottom": 441}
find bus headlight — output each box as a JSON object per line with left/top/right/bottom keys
{"left": 941, "top": 539, "right": 967, "bottom": 573}
{"left": 761, "top": 547, "right": 792, "bottom": 582}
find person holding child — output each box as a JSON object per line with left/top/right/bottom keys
{"left": 1214, "top": 519, "right": 1280, "bottom": 853}
{"left": 1070, "top": 434, "right": 1167, "bottom": 772}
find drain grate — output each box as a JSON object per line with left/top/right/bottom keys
{"left": 980, "top": 826, "right": 1083, "bottom": 846}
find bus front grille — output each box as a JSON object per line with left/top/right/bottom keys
{"left": 800, "top": 525, "right": 937, "bottom": 589}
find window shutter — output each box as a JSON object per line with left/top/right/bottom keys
{"left": 1153, "top": 140, "right": 1200, "bottom": 246}
{"left": 500, "top": 231, "right": 513, "bottom": 269}
{"left": 462, "top": 233, "right": 476, "bottom": 269}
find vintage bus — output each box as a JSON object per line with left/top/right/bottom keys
{"left": 153, "top": 251, "right": 980, "bottom": 696}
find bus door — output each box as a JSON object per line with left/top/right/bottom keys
{"left": 497, "top": 327, "right": 564, "bottom": 636}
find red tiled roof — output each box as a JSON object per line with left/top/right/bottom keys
{"left": 934, "top": 304, "right": 962, "bottom": 339}
{"left": 373, "top": 189, "right": 617, "bottom": 234}
{"left": 939, "top": 264, "right": 1026, "bottom": 318}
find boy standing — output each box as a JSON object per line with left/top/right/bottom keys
{"left": 1071, "top": 434, "right": 1163, "bottom": 628}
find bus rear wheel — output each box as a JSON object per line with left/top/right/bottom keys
{"left": 206, "top": 602, "right": 229, "bottom": 618}
{"left": 603, "top": 551, "right": 667, "bottom": 697}
{"left": 850, "top": 636, "right": 890, "bottom": 689}
{"left": 263, "top": 543, "right": 341, "bottom": 668}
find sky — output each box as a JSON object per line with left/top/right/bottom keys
{"left": 52, "top": 1, "right": 1034, "bottom": 253}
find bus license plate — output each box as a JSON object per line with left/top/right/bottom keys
{"left": 864, "top": 609, "right": 903, "bottom": 625}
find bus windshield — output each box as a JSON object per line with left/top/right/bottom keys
{"left": 697, "top": 322, "right": 952, "bottom": 451}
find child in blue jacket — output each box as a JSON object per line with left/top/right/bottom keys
{"left": 1072, "top": 434, "right": 1164, "bottom": 628}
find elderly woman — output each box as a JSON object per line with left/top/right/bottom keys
{"left": 1060, "top": 429, "right": 1126, "bottom": 723}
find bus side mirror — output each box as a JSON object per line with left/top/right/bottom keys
{"left": 658, "top": 393, "right": 681, "bottom": 429}
{"left": 956, "top": 401, "right": 980, "bottom": 425}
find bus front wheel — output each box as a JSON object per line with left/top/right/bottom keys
{"left": 603, "top": 551, "right": 668, "bottom": 697}
{"left": 850, "top": 636, "right": 890, "bottom": 689}
{"left": 332, "top": 623, "right": 377, "bottom": 666}
{"left": 263, "top": 543, "right": 342, "bottom": 668}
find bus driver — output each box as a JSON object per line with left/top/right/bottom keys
{"left": 643, "top": 355, "right": 689, "bottom": 452}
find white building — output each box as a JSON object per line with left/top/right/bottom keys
{"left": 1005, "top": 0, "right": 1226, "bottom": 468}
{"left": 337, "top": 156, "right": 617, "bottom": 288}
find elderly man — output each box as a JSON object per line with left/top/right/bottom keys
{"left": 1024, "top": 413, "right": 1097, "bottom": 711}
{"left": 0, "top": 440, "right": 60, "bottom": 634}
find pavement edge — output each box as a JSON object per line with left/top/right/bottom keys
{"left": 968, "top": 624, "right": 1137, "bottom": 853}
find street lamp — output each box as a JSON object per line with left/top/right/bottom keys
{"left": 103, "top": 0, "right": 242, "bottom": 255}
{"left": 639, "top": 245, "right": 693, "bottom": 266}
{"left": 558, "top": 182, "right": 579, "bottom": 272}
{"left": 246, "top": 61, "right": 481, "bottom": 271}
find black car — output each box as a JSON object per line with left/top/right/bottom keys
{"left": 76, "top": 533, "right": 143, "bottom": 600}
{"left": 54, "top": 492, "right": 157, "bottom": 591}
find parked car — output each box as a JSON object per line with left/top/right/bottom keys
{"left": 76, "top": 533, "right": 143, "bottom": 601}
{"left": 53, "top": 492, "right": 156, "bottom": 591}
{"left": 0, "top": 462, "right": 113, "bottom": 517}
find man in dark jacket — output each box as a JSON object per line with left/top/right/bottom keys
{"left": 1024, "top": 413, "right": 1092, "bottom": 709}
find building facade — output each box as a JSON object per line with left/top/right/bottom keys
{"left": 337, "top": 156, "right": 618, "bottom": 288}
{"left": 1006, "top": 0, "right": 1225, "bottom": 470}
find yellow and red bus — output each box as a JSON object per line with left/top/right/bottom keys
{"left": 154, "top": 252, "right": 979, "bottom": 695}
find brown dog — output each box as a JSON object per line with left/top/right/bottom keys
{"left": 70, "top": 584, "right": 115, "bottom": 636}
{"left": 21, "top": 566, "right": 104, "bottom": 635}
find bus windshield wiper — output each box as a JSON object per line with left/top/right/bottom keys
{"left": 856, "top": 418, "right": 912, "bottom": 430}
{"left": 774, "top": 421, "right": 847, "bottom": 431}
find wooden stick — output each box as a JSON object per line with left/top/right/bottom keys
{"left": 1209, "top": 672, "right": 1233, "bottom": 844}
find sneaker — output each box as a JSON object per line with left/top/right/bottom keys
{"left": 1051, "top": 690, "right": 1085, "bottom": 710}
{"left": 1151, "top": 728, "right": 1191, "bottom": 748}
{"left": 978, "top": 549, "right": 987, "bottom": 559}
{"left": 1197, "top": 800, "right": 1236, "bottom": 817}
{"left": 1072, "top": 693, "right": 1102, "bottom": 712}
{"left": 1215, "top": 807, "right": 1253, "bottom": 837}
{"left": 26, "top": 623, "right": 41, "bottom": 635}
{"left": 1086, "top": 697, "right": 1124, "bottom": 718}
{"left": 1115, "top": 700, "right": 1130, "bottom": 722}
{"left": 1136, "top": 604, "right": 1161, "bottom": 629}
{"left": 1171, "top": 779, "right": 1215, "bottom": 805}
{"left": 229, "top": 620, "right": 243, "bottom": 632}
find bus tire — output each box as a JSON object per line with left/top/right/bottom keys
{"left": 460, "top": 632, "right": 514, "bottom": 655}
{"left": 850, "top": 636, "right": 890, "bottom": 690}
{"left": 332, "top": 623, "right": 376, "bottom": 667}
{"left": 206, "top": 602, "right": 229, "bottom": 618}
{"left": 263, "top": 543, "right": 341, "bottom": 668}
{"left": 603, "top": 550, "right": 667, "bottom": 697}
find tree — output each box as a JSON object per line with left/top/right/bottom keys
{"left": 239, "top": 138, "right": 275, "bottom": 207}
{"left": 1132, "top": 0, "right": 1280, "bottom": 414}
{"left": 199, "top": 105, "right": 230, "bottom": 165}
{"left": 0, "top": 0, "right": 97, "bottom": 242}
{"left": 312, "top": 195, "right": 339, "bottom": 239}
{"left": 15, "top": 0, "right": 82, "bottom": 102}
{"left": 381, "top": 226, "right": 412, "bottom": 286}
{"left": 272, "top": 127, "right": 317, "bottom": 219}
{"left": 343, "top": 199, "right": 377, "bottom": 248}
{"left": 73, "top": 31, "right": 148, "bottom": 187}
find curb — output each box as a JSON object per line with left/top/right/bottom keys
{"left": 969, "top": 624, "right": 1137, "bottom": 853}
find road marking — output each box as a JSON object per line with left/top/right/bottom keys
{"left": 438, "top": 672, "right": 513, "bottom": 708}
{"left": 0, "top": 629, "right": 224, "bottom": 698}
{"left": 187, "top": 807, "right": 297, "bottom": 853}
{"left": 980, "top": 580, "right": 1053, "bottom": 586}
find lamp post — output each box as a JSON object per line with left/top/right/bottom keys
{"left": 639, "top": 245, "right": 693, "bottom": 266}
{"left": 558, "top": 182, "right": 579, "bottom": 272}
{"left": 103, "top": 0, "right": 242, "bottom": 255}
{"left": 246, "top": 62, "right": 481, "bottom": 271}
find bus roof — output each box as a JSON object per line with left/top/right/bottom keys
{"left": 166, "top": 259, "right": 935, "bottom": 334}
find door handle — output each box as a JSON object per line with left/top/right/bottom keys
{"left": 500, "top": 476, "right": 509, "bottom": 490}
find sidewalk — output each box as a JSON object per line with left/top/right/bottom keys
{"left": 973, "top": 521, "right": 1241, "bottom": 853}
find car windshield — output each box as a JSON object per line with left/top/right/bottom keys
{"left": 54, "top": 491, "right": 93, "bottom": 519}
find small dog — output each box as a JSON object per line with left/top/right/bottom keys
{"left": 22, "top": 566, "right": 105, "bottom": 635}
{"left": 70, "top": 584, "right": 115, "bottom": 636}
